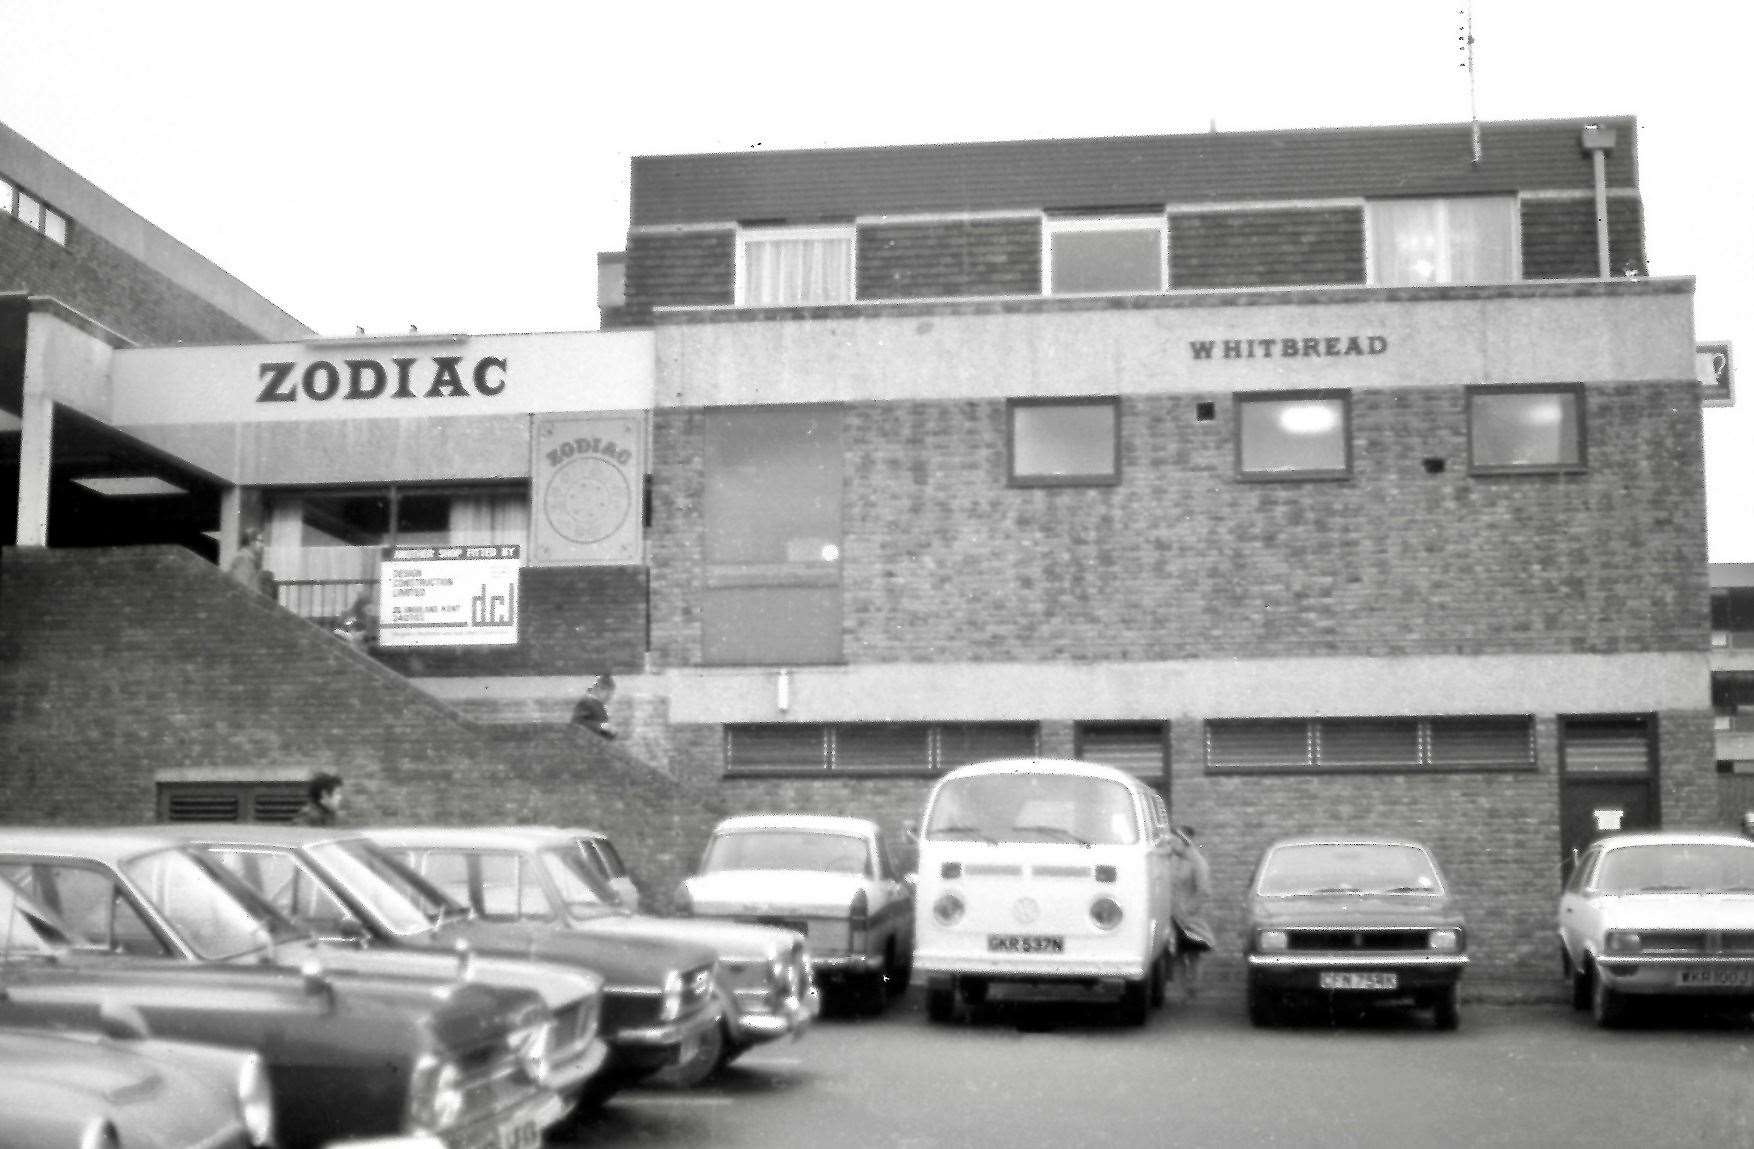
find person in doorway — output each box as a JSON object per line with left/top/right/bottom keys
{"left": 291, "top": 772, "right": 345, "bottom": 827}
{"left": 570, "top": 674, "right": 618, "bottom": 739}
{"left": 1169, "top": 824, "right": 1215, "bottom": 1001}
{"left": 228, "top": 529, "right": 271, "bottom": 595}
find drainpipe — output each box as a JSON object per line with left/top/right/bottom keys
{"left": 1580, "top": 124, "right": 1618, "bottom": 278}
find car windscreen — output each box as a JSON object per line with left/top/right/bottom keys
{"left": 0, "top": 878, "right": 70, "bottom": 955}
{"left": 120, "top": 848, "right": 290, "bottom": 960}
{"left": 701, "top": 831, "right": 871, "bottom": 875}
{"left": 1594, "top": 843, "right": 1754, "bottom": 894}
{"left": 539, "top": 848, "right": 620, "bottom": 919}
{"left": 306, "top": 841, "right": 440, "bottom": 936}
{"left": 924, "top": 773, "right": 1139, "bottom": 845}
{"left": 1257, "top": 843, "right": 1442, "bottom": 896}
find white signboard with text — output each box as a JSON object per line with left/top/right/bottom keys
{"left": 377, "top": 544, "right": 521, "bottom": 647}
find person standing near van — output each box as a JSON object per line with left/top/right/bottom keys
{"left": 1169, "top": 825, "right": 1215, "bottom": 1001}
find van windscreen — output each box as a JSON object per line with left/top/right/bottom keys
{"left": 925, "top": 773, "right": 1138, "bottom": 845}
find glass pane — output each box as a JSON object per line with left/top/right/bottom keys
{"left": 925, "top": 772, "right": 1139, "bottom": 845}
{"left": 0, "top": 177, "right": 14, "bottom": 214}
{"left": 1319, "top": 719, "right": 1419, "bottom": 769}
{"left": 1050, "top": 227, "right": 1162, "bottom": 293}
{"left": 1258, "top": 843, "right": 1441, "bottom": 896}
{"left": 837, "top": 723, "right": 931, "bottom": 772}
{"left": 1238, "top": 397, "right": 1347, "bottom": 475}
{"left": 15, "top": 190, "right": 41, "bottom": 229}
{"left": 1011, "top": 402, "right": 1117, "bottom": 481}
{"left": 1472, "top": 391, "right": 1580, "bottom": 468}
{"left": 743, "top": 235, "right": 852, "bottom": 305}
{"left": 42, "top": 209, "right": 67, "bottom": 245}
{"left": 1371, "top": 197, "right": 1516, "bottom": 286}
{"left": 702, "top": 831, "right": 871, "bottom": 875}
{"left": 1207, "top": 720, "right": 1311, "bottom": 769}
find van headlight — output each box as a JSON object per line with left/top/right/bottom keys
{"left": 1089, "top": 897, "right": 1123, "bottom": 931}
{"left": 659, "top": 970, "right": 685, "bottom": 1022}
{"left": 1605, "top": 930, "right": 1641, "bottom": 954}
{"left": 1257, "top": 929, "right": 1289, "bottom": 953}
{"left": 933, "top": 893, "right": 965, "bottom": 926}
{"left": 1428, "top": 928, "right": 1462, "bottom": 953}
{"left": 409, "top": 1054, "right": 465, "bottom": 1132}
{"left": 237, "top": 1053, "right": 276, "bottom": 1147}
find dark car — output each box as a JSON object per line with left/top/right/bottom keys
{"left": 0, "top": 830, "right": 565, "bottom": 1149}
{"left": 1243, "top": 836, "right": 1469, "bottom": 1030}
{"left": 0, "top": 1023, "right": 274, "bottom": 1149}
{"left": 366, "top": 827, "right": 810, "bottom": 1087}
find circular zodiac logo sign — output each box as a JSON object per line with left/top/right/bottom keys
{"left": 544, "top": 456, "right": 632, "bottom": 545}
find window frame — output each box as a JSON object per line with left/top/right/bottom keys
{"left": 724, "top": 722, "right": 1041, "bottom": 777}
{"left": 1465, "top": 383, "right": 1587, "bottom": 476}
{"left": 1073, "top": 720, "right": 1170, "bottom": 779}
{"left": 1364, "top": 194, "right": 1522, "bottom": 287}
{"left": 735, "top": 223, "right": 857, "bottom": 307}
{"left": 1041, "top": 214, "right": 1169, "bottom": 296}
{"left": 1204, "top": 715, "right": 1536, "bottom": 775}
{"left": 1233, "top": 389, "right": 1353, "bottom": 482}
{"left": 1006, "top": 396, "right": 1122, "bottom": 488}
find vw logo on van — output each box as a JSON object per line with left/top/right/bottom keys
{"left": 1013, "top": 897, "right": 1041, "bottom": 925}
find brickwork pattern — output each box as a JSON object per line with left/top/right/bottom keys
{"left": 857, "top": 219, "right": 1041, "bottom": 300}
{"left": 623, "top": 230, "right": 734, "bottom": 322}
{"left": 0, "top": 216, "right": 273, "bottom": 344}
{"left": 651, "top": 382, "right": 1708, "bottom": 666}
{"left": 1170, "top": 208, "right": 1366, "bottom": 289}
{"left": 1521, "top": 198, "right": 1647, "bottom": 280}
{"left": 374, "top": 566, "right": 647, "bottom": 679}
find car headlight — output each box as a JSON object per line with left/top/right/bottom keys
{"left": 1428, "top": 928, "right": 1462, "bottom": 953}
{"left": 517, "top": 1020, "right": 553, "bottom": 1087}
{"left": 1605, "top": 930, "right": 1642, "bottom": 954}
{"left": 1089, "top": 897, "right": 1123, "bottom": 931}
{"left": 659, "top": 970, "right": 685, "bottom": 1022}
{"left": 236, "top": 1053, "right": 276, "bottom": 1148}
{"left": 933, "top": 892, "right": 965, "bottom": 926}
{"left": 78, "top": 1119, "right": 120, "bottom": 1149}
{"left": 1257, "top": 929, "right": 1289, "bottom": 953}
{"left": 409, "top": 1054, "right": 465, "bottom": 1133}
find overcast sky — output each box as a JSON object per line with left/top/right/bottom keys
{"left": 2, "top": 0, "right": 1752, "bottom": 557}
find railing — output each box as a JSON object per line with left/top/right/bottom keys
{"left": 275, "top": 579, "right": 374, "bottom": 628}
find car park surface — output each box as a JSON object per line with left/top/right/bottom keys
{"left": 1558, "top": 830, "right": 1754, "bottom": 1027}
{"left": 0, "top": 866, "right": 561, "bottom": 1149}
{"left": 1244, "top": 836, "right": 1468, "bottom": 1030}
{"left": 680, "top": 814, "right": 912, "bottom": 1012}
{"left": 0, "top": 1024, "right": 273, "bottom": 1149}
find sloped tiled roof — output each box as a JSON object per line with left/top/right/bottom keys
{"left": 631, "top": 116, "right": 1638, "bottom": 227}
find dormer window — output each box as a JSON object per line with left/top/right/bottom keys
{"left": 1367, "top": 195, "right": 1518, "bottom": 286}
{"left": 1043, "top": 215, "right": 1167, "bottom": 295}
{"left": 737, "top": 225, "right": 855, "bottom": 306}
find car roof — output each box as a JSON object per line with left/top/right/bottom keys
{"left": 152, "top": 824, "right": 371, "bottom": 848}
{"left": 0, "top": 826, "right": 198, "bottom": 863}
{"left": 1592, "top": 831, "right": 1754, "bottom": 850}
{"left": 362, "top": 826, "right": 580, "bottom": 850}
{"left": 1263, "top": 835, "right": 1435, "bottom": 851}
{"left": 934, "top": 757, "right": 1145, "bottom": 787}
{"left": 712, "top": 814, "right": 879, "bottom": 837}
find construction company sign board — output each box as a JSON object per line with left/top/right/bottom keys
{"left": 109, "top": 331, "right": 654, "bottom": 425}
{"left": 530, "top": 413, "right": 644, "bottom": 566}
{"left": 377, "top": 544, "right": 521, "bottom": 648}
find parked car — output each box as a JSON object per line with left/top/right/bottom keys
{"left": 679, "top": 814, "right": 912, "bottom": 1013}
{"left": 156, "top": 825, "right": 609, "bottom": 1114}
{"left": 368, "top": 826, "right": 814, "bottom": 1084}
{"left": 0, "top": 1023, "right": 274, "bottom": 1149}
{"left": 911, "top": 759, "right": 1174, "bottom": 1025}
{"left": 566, "top": 827, "right": 642, "bottom": 910}
{"left": 0, "top": 830, "right": 565, "bottom": 1148}
{"left": 1244, "top": 836, "right": 1469, "bottom": 1030}
{"left": 1558, "top": 830, "right": 1754, "bottom": 1027}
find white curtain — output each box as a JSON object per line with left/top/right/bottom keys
{"left": 1371, "top": 197, "right": 1516, "bottom": 286}
{"left": 743, "top": 236, "right": 852, "bottom": 305}
{"left": 451, "top": 493, "right": 529, "bottom": 547}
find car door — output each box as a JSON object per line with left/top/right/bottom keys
{"left": 1558, "top": 845, "right": 1603, "bottom": 963}
{"left": 871, "top": 835, "right": 911, "bottom": 953}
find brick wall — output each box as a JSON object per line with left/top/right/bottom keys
{"left": 623, "top": 230, "right": 734, "bottom": 322}
{"left": 0, "top": 216, "right": 273, "bottom": 344}
{"left": 0, "top": 546, "right": 713, "bottom": 886}
{"left": 374, "top": 565, "right": 647, "bottom": 678}
{"left": 857, "top": 218, "right": 1041, "bottom": 299}
{"left": 1521, "top": 198, "right": 1647, "bottom": 279}
{"left": 1170, "top": 208, "right": 1366, "bottom": 289}
{"left": 651, "top": 382, "right": 1707, "bottom": 667}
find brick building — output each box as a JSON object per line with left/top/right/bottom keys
{"left": 2, "top": 115, "right": 1723, "bottom": 984}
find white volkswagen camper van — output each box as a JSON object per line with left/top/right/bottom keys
{"left": 912, "top": 758, "right": 1175, "bottom": 1024}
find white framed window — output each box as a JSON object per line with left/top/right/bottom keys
{"left": 0, "top": 176, "right": 14, "bottom": 215}
{"left": 1367, "top": 195, "right": 1519, "bottom": 286}
{"left": 736, "top": 225, "right": 855, "bottom": 306}
{"left": 1043, "top": 215, "right": 1167, "bottom": 295}
{"left": 42, "top": 207, "right": 67, "bottom": 245}
{"left": 14, "top": 189, "right": 42, "bottom": 231}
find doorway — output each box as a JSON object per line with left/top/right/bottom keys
{"left": 1558, "top": 714, "right": 1659, "bottom": 880}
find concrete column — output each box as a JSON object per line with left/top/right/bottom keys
{"left": 13, "top": 387, "right": 52, "bottom": 546}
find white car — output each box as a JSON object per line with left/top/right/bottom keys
{"left": 1558, "top": 830, "right": 1754, "bottom": 1027}
{"left": 679, "top": 815, "right": 914, "bottom": 1012}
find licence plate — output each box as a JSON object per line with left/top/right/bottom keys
{"left": 1679, "top": 967, "right": 1754, "bottom": 988}
{"left": 988, "top": 934, "right": 1065, "bottom": 954}
{"left": 1319, "top": 971, "right": 1398, "bottom": 991}
{"left": 457, "top": 1117, "right": 543, "bottom": 1149}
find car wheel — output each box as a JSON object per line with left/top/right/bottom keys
{"left": 1570, "top": 961, "right": 1591, "bottom": 1012}
{"left": 926, "top": 986, "right": 956, "bottom": 1023}
{"left": 1246, "top": 978, "right": 1277, "bottom": 1028}
{"left": 1589, "top": 965, "right": 1625, "bottom": 1029}
{"left": 651, "top": 1017, "right": 727, "bottom": 1089}
{"left": 1149, "top": 952, "right": 1167, "bottom": 1010}
{"left": 1118, "top": 977, "right": 1150, "bottom": 1027}
{"left": 1432, "top": 983, "right": 1460, "bottom": 1032}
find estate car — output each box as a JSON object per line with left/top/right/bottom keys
{"left": 1244, "top": 836, "right": 1468, "bottom": 1030}
{"left": 1558, "top": 830, "right": 1754, "bottom": 1026}
{"left": 679, "top": 814, "right": 913, "bottom": 1012}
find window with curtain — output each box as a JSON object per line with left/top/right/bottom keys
{"left": 1367, "top": 196, "right": 1519, "bottom": 286}
{"left": 1468, "top": 385, "right": 1584, "bottom": 473}
{"left": 738, "top": 226, "right": 854, "bottom": 305}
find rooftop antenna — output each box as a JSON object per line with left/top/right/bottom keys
{"left": 1458, "top": 3, "right": 1481, "bottom": 165}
